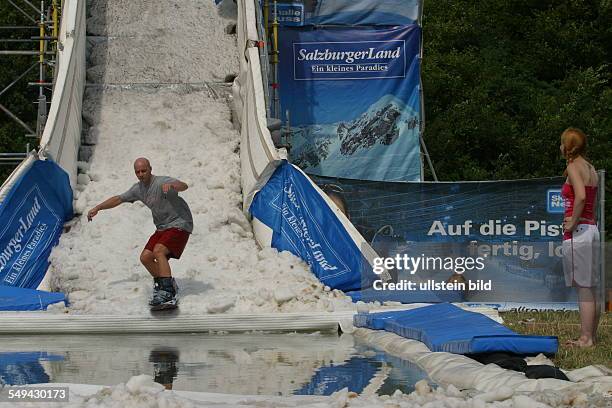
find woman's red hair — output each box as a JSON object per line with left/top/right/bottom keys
{"left": 561, "top": 128, "right": 587, "bottom": 175}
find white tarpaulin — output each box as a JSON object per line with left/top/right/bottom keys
{"left": 38, "top": 0, "right": 86, "bottom": 188}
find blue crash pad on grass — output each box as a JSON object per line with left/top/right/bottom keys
{"left": 354, "top": 303, "right": 558, "bottom": 355}
{"left": 0, "top": 285, "right": 66, "bottom": 311}
{"left": 354, "top": 309, "right": 417, "bottom": 330}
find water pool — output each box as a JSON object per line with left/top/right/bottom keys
{"left": 0, "top": 333, "right": 433, "bottom": 396}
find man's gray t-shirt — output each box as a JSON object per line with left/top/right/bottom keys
{"left": 119, "top": 175, "right": 193, "bottom": 233}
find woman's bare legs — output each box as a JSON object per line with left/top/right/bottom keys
{"left": 574, "top": 287, "right": 598, "bottom": 347}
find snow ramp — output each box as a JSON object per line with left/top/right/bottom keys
{"left": 38, "top": 0, "right": 356, "bottom": 316}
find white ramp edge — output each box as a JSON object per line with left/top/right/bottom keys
{"left": 0, "top": 304, "right": 500, "bottom": 334}
{"left": 0, "top": 154, "right": 37, "bottom": 204}
{"left": 38, "top": 0, "right": 86, "bottom": 188}
{"left": 0, "top": 311, "right": 353, "bottom": 334}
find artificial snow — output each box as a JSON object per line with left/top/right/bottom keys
{"left": 47, "top": 0, "right": 355, "bottom": 316}
{"left": 49, "top": 85, "right": 355, "bottom": 315}
{"left": 3, "top": 374, "right": 611, "bottom": 407}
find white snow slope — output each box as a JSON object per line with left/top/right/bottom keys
{"left": 47, "top": 0, "right": 354, "bottom": 315}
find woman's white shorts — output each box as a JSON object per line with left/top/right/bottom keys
{"left": 562, "top": 224, "right": 600, "bottom": 288}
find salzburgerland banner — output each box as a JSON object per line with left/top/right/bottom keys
{"left": 249, "top": 161, "right": 374, "bottom": 292}
{"left": 0, "top": 159, "right": 73, "bottom": 290}
{"left": 312, "top": 175, "right": 603, "bottom": 310}
{"left": 278, "top": 24, "right": 422, "bottom": 182}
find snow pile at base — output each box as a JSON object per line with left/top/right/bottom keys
{"left": 47, "top": 0, "right": 355, "bottom": 315}
{"left": 9, "top": 375, "right": 612, "bottom": 408}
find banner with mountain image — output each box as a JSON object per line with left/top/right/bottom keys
{"left": 278, "top": 25, "right": 422, "bottom": 182}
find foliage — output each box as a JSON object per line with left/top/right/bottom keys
{"left": 422, "top": 0, "right": 612, "bottom": 238}
{"left": 0, "top": 2, "right": 44, "bottom": 182}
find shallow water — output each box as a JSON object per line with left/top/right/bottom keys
{"left": 0, "top": 333, "right": 433, "bottom": 396}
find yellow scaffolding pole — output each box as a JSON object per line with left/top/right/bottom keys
{"left": 52, "top": 0, "right": 58, "bottom": 52}
{"left": 38, "top": 2, "right": 44, "bottom": 67}
{"left": 271, "top": 1, "right": 280, "bottom": 117}
{"left": 271, "top": 1, "right": 279, "bottom": 65}
{"left": 263, "top": 0, "right": 269, "bottom": 39}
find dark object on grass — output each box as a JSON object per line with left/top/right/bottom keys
{"left": 468, "top": 352, "right": 569, "bottom": 381}
{"left": 524, "top": 365, "right": 569, "bottom": 381}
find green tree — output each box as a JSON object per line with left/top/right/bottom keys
{"left": 422, "top": 0, "right": 612, "bottom": 238}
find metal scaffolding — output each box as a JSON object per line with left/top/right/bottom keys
{"left": 0, "top": 0, "right": 60, "bottom": 166}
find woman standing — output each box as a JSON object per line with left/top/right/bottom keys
{"left": 560, "top": 128, "right": 600, "bottom": 347}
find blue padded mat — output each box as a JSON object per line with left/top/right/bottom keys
{"left": 354, "top": 309, "right": 416, "bottom": 330}
{"left": 0, "top": 285, "right": 66, "bottom": 311}
{"left": 354, "top": 303, "right": 558, "bottom": 355}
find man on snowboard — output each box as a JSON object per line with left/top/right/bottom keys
{"left": 87, "top": 158, "right": 193, "bottom": 310}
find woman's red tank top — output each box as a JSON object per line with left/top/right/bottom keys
{"left": 561, "top": 183, "right": 597, "bottom": 240}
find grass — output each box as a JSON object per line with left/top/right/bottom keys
{"left": 500, "top": 310, "right": 612, "bottom": 370}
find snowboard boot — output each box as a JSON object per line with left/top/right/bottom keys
{"left": 149, "top": 277, "right": 179, "bottom": 310}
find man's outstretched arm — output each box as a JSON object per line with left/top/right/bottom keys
{"left": 162, "top": 180, "right": 188, "bottom": 193}
{"left": 87, "top": 196, "right": 123, "bottom": 221}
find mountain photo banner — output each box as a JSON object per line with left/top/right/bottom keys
{"left": 278, "top": 25, "right": 422, "bottom": 182}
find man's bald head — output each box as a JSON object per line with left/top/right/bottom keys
{"left": 134, "top": 157, "right": 151, "bottom": 169}
{"left": 133, "top": 157, "right": 153, "bottom": 184}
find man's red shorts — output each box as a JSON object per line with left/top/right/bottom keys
{"left": 145, "top": 228, "right": 190, "bottom": 259}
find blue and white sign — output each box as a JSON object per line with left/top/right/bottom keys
{"left": 0, "top": 160, "right": 73, "bottom": 289}
{"left": 311, "top": 174, "right": 581, "bottom": 307}
{"left": 547, "top": 189, "right": 564, "bottom": 214}
{"left": 302, "top": 0, "right": 421, "bottom": 26}
{"left": 293, "top": 40, "right": 406, "bottom": 80}
{"left": 259, "top": 0, "right": 421, "bottom": 27}
{"left": 250, "top": 161, "right": 370, "bottom": 291}
{"left": 273, "top": 3, "right": 304, "bottom": 26}
{"left": 279, "top": 25, "right": 422, "bottom": 182}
